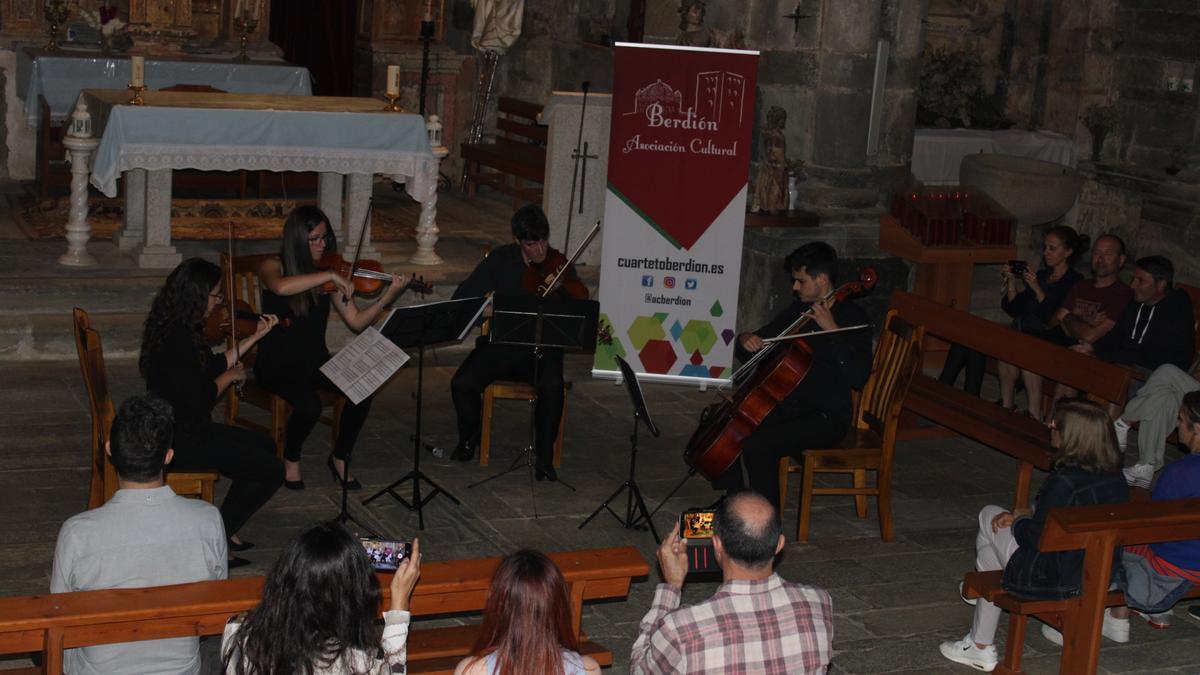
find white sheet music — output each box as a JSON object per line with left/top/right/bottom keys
{"left": 319, "top": 327, "right": 410, "bottom": 404}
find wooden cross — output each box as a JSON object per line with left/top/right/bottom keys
{"left": 783, "top": 2, "right": 813, "bottom": 35}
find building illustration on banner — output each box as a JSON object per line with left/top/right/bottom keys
{"left": 626, "top": 73, "right": 747, "bottom": 129}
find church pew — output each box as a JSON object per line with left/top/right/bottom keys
{"left": 888, "top": 290, "right": 1136, "bottom": 507}
{"left": 460, "top": 97, "right": 547, "bottom": 208}
{"left": 0, "top": 546, "right": 648, "bottom": 674}
{"left": 962, "top": 498, "right": 1200, "bottom": 674}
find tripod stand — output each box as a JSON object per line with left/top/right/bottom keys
{"left": 363, "top": 298, "right": 486, "bottom": 529}
{"left": 332, "top": 443, "right": 378, "bottom": 536}
{"left": 579, "top": 356, "right": 661, "bottom": 543}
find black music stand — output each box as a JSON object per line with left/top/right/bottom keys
{"left": 468, "top": 293, "right": 599, "bottom": 517}
{"left": 578, "top": 355, "right": 661, "bottom": 543}
{"left": 363, "top": 297, "right": 488, "bottom": 529}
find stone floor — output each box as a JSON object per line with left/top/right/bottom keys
{"left": 1, "top": 184, "right": 1198, "bottom": 673}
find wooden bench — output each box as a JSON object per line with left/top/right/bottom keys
{"left": 0, "top": 546, "right": 647, "bottom": 675}
{"left": 460, "top": 97, "right": 547, "bottom": 208}
{"left": 888, "top": 291, "right": 1136, "bottom": 507}
{"left": 962, "top": 498, "right": 1200, "bottom": 674}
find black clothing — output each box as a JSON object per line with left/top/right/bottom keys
{"left": 1001, "top": 267, "right": 1084, "bottom": 334}
{"left": 714, "top": 299, "right": 873, "bottom": 505}
{"left": 1094, "top": 288, "right": 1195, "bottom": 372}
{"left": 254, "top": 288, "right": 372, "bottom": 461}
{"left": 938, "top": 345, "right": 986, "bottom": 397}
{"left": 143, "top": 323, "right": 283, "bottom": 536}
{"left": 1002, "top": 466, "right": 1129, "bottom": 600}
{"left": 450, "top": 243, "right": 581, "bottom": 469}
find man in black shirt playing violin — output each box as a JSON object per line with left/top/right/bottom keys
{"left": 711, "top": 242, "right": 873, "bottom": 507}
{"left": 443, "top": 204, "right": 586, "bottom": 481}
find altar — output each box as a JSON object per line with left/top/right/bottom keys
{"left": 79, "top": 89, "right": 438, "bottom": 268}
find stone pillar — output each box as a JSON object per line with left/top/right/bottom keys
{"left": 137, "top": 169, "right": 181, "bottom": 269}
{"left": 58, "top": 101, "right": 99, "bottom": 267}
{"left": 318, "top": 173, "right": 345, "bottom": 242}
{"left": 115, "top": 169, "right": 147, "bottom": 251}
{"left": 541, "top": 92, "right": 611, "bottom": 267}
{"left": 343, "top": 173, "right": 380, "bottom": 261}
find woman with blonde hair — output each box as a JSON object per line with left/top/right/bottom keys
{"left": 939, "top": 399, "right": 1129, "bottom": 672}
{"left": 454, "top": 549, "right": 599, "bottom": 674}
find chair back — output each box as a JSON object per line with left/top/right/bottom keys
{"left": 220, "top": 253, "right": 276, "bottom": 359}
{"left": 856, "top": 310, "right": 925, "bottom": 438}
{"left": 79, "top": 323, "right": 119, "bottom": 505}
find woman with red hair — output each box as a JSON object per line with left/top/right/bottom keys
{"left": 454, "top": 549, "right": 599, "bottom": 674}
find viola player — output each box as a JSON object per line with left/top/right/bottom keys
{"left": 442, "top": 204, "right": 586, "bottom": 481}
{"left": 711, "top": 242, "right": 873, "bottom": 507}
{"left": 255, "top": 205, "right": 410, "bottom": 490}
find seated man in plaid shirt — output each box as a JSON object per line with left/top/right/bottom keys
{"left": 631, "top": 491, "right": 833, "bottom": 674}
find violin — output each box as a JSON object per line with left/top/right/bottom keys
{"left": 204, "top": 299, "right": 290, "bottom": 345}
{"left": 683, "top": 268, "right": 877, "bottom": 480}
{"left": 316, "top": 253, "right": 433, "bottom": 296}
{"left": 520, "top": 221, "right": 601, "bottom": 299}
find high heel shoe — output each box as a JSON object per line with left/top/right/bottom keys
{"left": 327, "top": 456, "right": 363, "bottom": 491}
{"left": 228, "top": 538, "right": 255, "bottom": 552}
{"left": 283, "top": 478, "right": 305, "bottom": 491}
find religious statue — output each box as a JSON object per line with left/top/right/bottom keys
{"left": 751, "top": 106, "right": 789, "bottom": 214}
{"left": 677, "top": 0, "right": 744, "bottom": 49}
{"left": 471, "top": 0, "right": 525, "bottom": 54}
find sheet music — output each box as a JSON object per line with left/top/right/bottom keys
{"left": 319, "top": 327, "right": 410, "bottom": 404}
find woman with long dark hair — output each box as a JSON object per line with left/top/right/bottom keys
{"left": 221, "top": 521, "right": 422, "bottom": 674}
{"left": 255, "top": 205, "right": 409, "bottom": 490}
{"left": 139, "top": 257, "right": 284, "bottom": 565}
{"left": 938, "top": 399, "right": 1129, "bottom": 671}
{"left": 454, "top": 549, "right": 599, "bottom": 675}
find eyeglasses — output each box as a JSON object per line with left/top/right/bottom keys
{"left": 308, "top": 232, "right": 331, "bottom": 244}
{"left": 208, "top": 291, "right": 225, "bottom": 302}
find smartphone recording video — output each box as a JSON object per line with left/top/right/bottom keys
{"left": 360, "top": 538, "right": 410, "bottom": 571}
{"left": 680, "top": 510, "right": 716, "bottom": 540}
{"left": 1008, "top": 260, "right": 1028, "bottom": 275}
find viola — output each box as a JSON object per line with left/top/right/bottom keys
{"left": 317, "top": 253, "right": 433, "bottom": 296}
{"left": 683, "top": 268, "right": 878, "bottom": 480}
{"left": 204, "top": 299, "right": 290, "bottom": 345}
{"left": 520, "top": 221, "right": 601, "bottom": 299}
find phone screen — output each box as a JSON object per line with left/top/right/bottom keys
{"left": 680, "top": 510, "right": 716, "bottom": 539}
{"left": 360, "top": 538, "right": 410, "bottom": 571}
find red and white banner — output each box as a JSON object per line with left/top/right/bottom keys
{"left": 593, "top": 43, "right": 759, "bottom": 384}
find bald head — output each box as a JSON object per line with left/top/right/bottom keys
{"left": 713, "top": 491, "right": 783, "bottom": 569}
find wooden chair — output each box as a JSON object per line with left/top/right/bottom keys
{"left": 477, "top": 320, "right": 569, "bottom": 468}
{"left": 779, "top": 310, "right": 925, "bottom": 543}
{"left": 71, "top": 308, "right": 218, "bottom": 506}
{"left": 220, "top": 254, "right": 347, "bottom": 459}
{"left": 35, "top": 95, "right": 72, "bottom": 201}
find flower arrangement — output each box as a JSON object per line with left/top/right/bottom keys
{"left": 81, "top": 3, "right": 125, "bottom": 37}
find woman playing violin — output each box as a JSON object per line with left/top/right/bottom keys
{"left": 445, "top": 204, "right": 587, "bottom": 481}
{"left": 713, "top": 242, "right": 873, "bottom": 507}
{"left": 255, "top": 205, "right": 411, "bottom": 490}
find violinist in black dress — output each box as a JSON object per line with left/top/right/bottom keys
{"left": 446, "top": 204, "right": 587, "bottom": 481}
{"left": 712, "top": 242, "right": 873, "bottom": 507}
{"left": 255, "top": 205, "right": 410, "bottom": 490}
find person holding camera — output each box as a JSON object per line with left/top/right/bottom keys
{"left": 631, "top": 491, "right": 832, "bottom": 674}
{"left": 221, "top": 521, "right": 421, "bottom": 674}
{"left": 994, "top": 226, "right": 1089, "bottom": 418}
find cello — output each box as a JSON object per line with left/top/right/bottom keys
{"left": 683, "top": 268, "right": 876, "bottom": 480}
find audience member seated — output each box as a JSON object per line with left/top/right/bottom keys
{"left": 52, "top": 395, "right": 227, "bottom": 675}
{"left": 1087, "top": 255, "right": 1195, "bottom": 378}
{"left": 222, "top": 521, "right": 421, "bottom": 674}
{"left": 1116, "top": 363, "right": 1200, "bottom": 488}
{"left": 631, "top": 491, "right": 832, "bottom": 674}
{"left": 991, "top": 226, "right": 1088, "bottom": 417}
{"left": 454, "top": 549, "right": 600, "bottom": 674}
{"left": 939, "top": 400, "right": 1130, "bottom": 672}
{"left": 1044, "top": 390, "right": 1200, "bottom": 645}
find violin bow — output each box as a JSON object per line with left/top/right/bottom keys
{"left": 541, "top": 220, "right": 601, "bottom": 298}
{"left": 345, "top": 196, "right": 374, "bottom": 299}
{"left": 226, "top": 220, "right": 243, "bottom": 394}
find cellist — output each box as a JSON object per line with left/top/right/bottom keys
{"left": 442, "top": 204, "right": 587, "bottom": 481}
{"left": 712, "top": 242, "right": 873, "bottom": 507}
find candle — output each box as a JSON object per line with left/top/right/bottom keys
{"left": 251, "top": 0, "right": 260, "bottom": 20}
{"left": 424, "top": 0, "right": 434, "bottom": 22}
{"left": 234, "top": 0, "right": 243, "bottom": 20}
{"left": 130, "top": 56, "right": 144, "bottom": 88}
{"left": 386, "top": 65, "right": 400, "bottom": 98}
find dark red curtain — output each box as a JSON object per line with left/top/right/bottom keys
{"left": 270, "top": 1, "right": 358, "bottom": 96}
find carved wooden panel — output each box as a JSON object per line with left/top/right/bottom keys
{"left": 358, "top": 0, "right": 446, "bottom": 46}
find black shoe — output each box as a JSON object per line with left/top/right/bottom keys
{"left": 228, "top": 538, "right": 254, "bottom": 552}
{"left": 228, "top": 556, "right": 251, "bottom": 570}
{"left": 283, "top": 478, "right": 305, "bottom": 491}
{"left": 327, "top": 456, "right": 363, "bottom": 491}
{"left": 535, "top": 464, "right": 558, "bottom": 482}
{"left": 450, "top": 442, "right": 476, "bottom": 463}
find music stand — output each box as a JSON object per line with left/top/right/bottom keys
{"left": 468, "top": 293, "right": 599, "bottom": 517}
{"left": 362, "top": 297, "right": 488, "bottom": 530}
{"left": 578, "top": 355, "right": 662, "bottom": 543}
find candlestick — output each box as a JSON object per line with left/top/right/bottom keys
{"left": 130, "top": 56, "right": 145, "bottom": 88}
{"left": 127, "top": 84, "right": 146, "bottom": 106}
{"left": 233, "top": 16, "right": 258, "bottom": 62}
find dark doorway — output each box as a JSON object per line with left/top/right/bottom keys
{"left": 270, "top": 1, "right": 358, "bottom": 96}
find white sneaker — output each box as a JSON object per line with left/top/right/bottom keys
{"left": 1040, "top": 610, "right": 1129, "bottom": 646}
{"left": 1123, "top": 463, "right": 1155, "bottom": 489}
{"left": 959, "top": 581, "right": 977, "bottom": 606}
{"left": 939, "top": 635, "right": 998, "bottom": 672}
{"left": 1114, "top": 418, "right": 1131, "bottom": 449}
